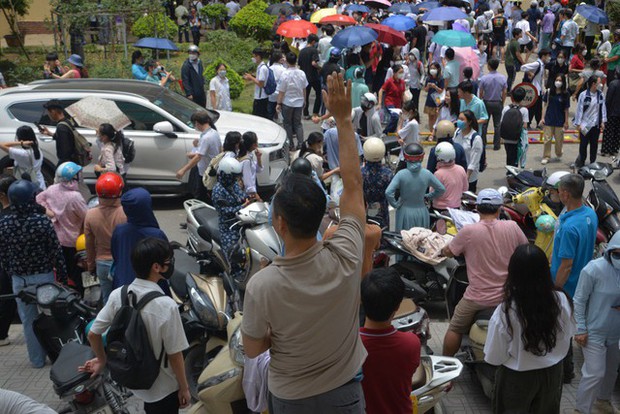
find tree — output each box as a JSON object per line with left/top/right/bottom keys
{"left": 0, "top": 0, "right": 31, "bottom": 55}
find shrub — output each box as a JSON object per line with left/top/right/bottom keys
{"left": 204, "top": 59, "right": 244, "bottom": 99}
{"left": 202, "top": 30, "right": 261, "bottom": 74}
{"left": 201, "top": 3, "right": 228, "bottom": 27}
{"left": 131, "top": 12, "right": 177, "bottom": 40}
{"left": 607, "top": 0, "right": 620, "bottom": 29}
{"left": 229, "top": 0, "right": 276, "bottom": 42}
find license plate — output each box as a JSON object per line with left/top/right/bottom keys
{"left": 89, "top": 405, "right": 113, "bottom": 414}
{"left": 82, "top": 271, "right": 100, "bottom": 288}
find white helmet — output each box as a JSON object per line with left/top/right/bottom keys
{"left": 435, "top": 120, "right": 455, "bottom": 141}
{"left": 363, "top": 137, "right": 385, "bottom": 162}
{"left": 435, "top": 142, "right": 456, "bottom": 162}
{"left": 544, "top": 171, "right": 570, "bottom": 189}
{"left": 218, "top": 157, "right": 242, "bottom": 175}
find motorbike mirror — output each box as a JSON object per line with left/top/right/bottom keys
{"left": 197, "top": 225, "right": 213, "bottom": 244}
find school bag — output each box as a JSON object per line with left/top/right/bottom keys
{"left": 263, "top": 66, "right": 277, "bottom": 96}
{"left": 58, "top": 121, "right": 92, "bottom": 166}
{"left": 203, "top": 152, "right": 227, "bottom": 190}
{"left": 122, "top": 136, "right": 136, "bottom": 164}
{"left": 105, "top": 285, "right": 165, "bottom": 390}
{"left": 470, "top": 133, "right": 487, "bottom": 173}
{"left": 500, "top": 104, "right": 524, "bottom": 144}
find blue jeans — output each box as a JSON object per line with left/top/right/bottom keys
{"left": 97, "top": 260, "right": 113, "bottom": 305}
{"left": 12, "top": 272, "right": 55, "bottom": 367}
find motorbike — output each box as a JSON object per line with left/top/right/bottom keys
{"left": 0, "top": 282, "right": 130, "bottom": 414}
{"left": 505, "top": 165, "right": 546, "bottom": 193}
{"left": 578, "top": 162, "right": 620, "bottom": 243}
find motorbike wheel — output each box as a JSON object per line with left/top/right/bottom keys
{"left": 185, "top": 343, "right": 222, "bottom": 402}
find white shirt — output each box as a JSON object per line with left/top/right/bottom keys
{"left": 574, "top": 89, "right": 608, "bottom": 134}
{"left": 484, "top": 291, "right": 575, "bottom": 371}
{"left": 398, "top": 119, "right": 420, "bottom": 160}
{"left": 197, "top": 127, "right": 223, "bottom": 176}
{"left": 209, "top": 75, "right": 232, "bottom": 111}
{"left": 408, "top": 60, "right": 424, "bottom": 89}
{"left": 454, "top": 129, "right": 483, "bottom": 183}
{"left": 520, "top": 59, "right": 545, "bottom": 93}
{"left": 277, "top": 67, "right": 308, "bottom": 108}
{"left": 515, "top": 20, "right": 531, "bottom": 45}
{"left": 318, "top": 36, "right": 333, "bottom": 64}
{"left": 9, "top": 147, "right": 45, "bottom": 191}
{"left": 269, "top": 62, "right": 286, "bottom": 103}
{"left": 89, "top": 278, "right": 189, "bottom": 403}
{"left": 240, "top": 151, "right": 264, "bottom": 193}
{"left": 226, "top": 1, "right": 240, "bottom": 17}
{"left": 254, "top": 62, "right": 269, "bottom": 100}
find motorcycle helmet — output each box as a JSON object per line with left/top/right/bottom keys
{"left": 363, "top": 137, "right": 385, "bottom": 163}
{"left": 543, "top": 171, "right": 570, "bottom": 190}
{"left": 360, "top": 92, "right": 377, "bottom": 110}
{"left": 435, "top": 120, "right": 456, "bottom": 141}
{"left": 218, "top": 157, "right": 242, "bottom": 175}
{"left": 403, "top": 143, "right": 424, "bottom": 163}
{"left": 56, "top": 161, "right": 82, "bottom": 182}
{"left": 95, "top": 172, "right": 124, "bottom": 199}
{"left": 290, "top": 157, "right": 313, "bottom": 177}
{"left": 435, "top": 142, "right": 456, "bottom": 163}
{"left": 7, "top": 179, "right": 36, "bottom": 206}
{"left": 329, "top": 47, "right": 342, "bottom": 58}
{"left": 75, "top": 234, "right": 86, "bottom": 251}
{"left": 535, "top": 215, "right": 556, "bottom": 234}
{"left": 188, "top": 44, "right": 200, "bottom": 54}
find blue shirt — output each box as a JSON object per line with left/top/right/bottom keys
{"left": 478, "top": 71, "right": 508, "bottom": 101}
{"left": 460, "top": 95, "right": 489, "bottom": 121}
{"left": 132, "top": 63, "right": 148, "bottom": 80}
{"left": 550, "top": 205, "right": 598, "bottom": 297}
{"left": 543, "top": 91, "right": 570, "bottom": 127}
{"left": 324, "top": 127, "right": 363, "bottom": 170}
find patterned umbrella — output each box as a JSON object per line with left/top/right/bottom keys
{"left": 276, "top": 20, "right": 318, "bottom": 38}
{"left": 66, "top": 97, "right": 131, "bottom": 131}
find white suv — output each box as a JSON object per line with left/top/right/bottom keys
{"left": 0, "top": 79, "right": 289, "bottom": 195}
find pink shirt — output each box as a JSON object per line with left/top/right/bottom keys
{"left": 448, "top": 220, "right": 528, "bottom": 306}
{"left": 36, "top": 181, "right": 88, "bottom": 247}
{"left": 433, "top": 163, "right": 468, "bottom": 210}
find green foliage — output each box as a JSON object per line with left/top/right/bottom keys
{"left": 0, "top": 0, "right": 31, "bottom": 35}
{"left": 201, "top": 30, "right": 261, "bottom": 75}
{"left": 229, "top": 0, "right": 276, "bottom": 42}
{"left": 607, "top": 0, "right": 620, "bottom": 28}
{"left": 0, "top": 58, "right": 39, "bottom": 86}
{"left": 131, "top": 12, "right": 177, "bottom": 39}
{"left": 204, "top": 59, "right": 244, "bottom": 99}
{"left": 88, "top": 59, "right": 132, "bottom": 79}
{"left": 201, "top": 3, "right": 228, "bottom": 26}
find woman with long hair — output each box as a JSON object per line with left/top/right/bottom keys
{"left": 94, "top": 123, "right": 126, "bottom": 177}
{"left": 53, "top": 54, "right": 89, "bottom": 79}
{"left": 209, "top": 62, "right": 233, "bottom": 111}
{"left": 0, "top": 126, "right": 45, "bottom": 190}
{"left": 423, "top": 62, "right": 445, "bottom": 131}
{"left": 432, "top": 88, "right": 460, "bottom": 138}
{"left": 396, "top": 100, "right": 420, "bottom": 170}
{"left": 237, "top": 131, "right": 263, "bottom": 198}
{"left": 297, "top": 132, "right": 339, "bottom": 182}
{"left": 453, "top": 110, "right": 483, "bottom": 192}
{"left": 484, "top": 244, "right": 574, "bottom": 414}
{"left": 540, "top": 74, "right": 570, "bottom": 164}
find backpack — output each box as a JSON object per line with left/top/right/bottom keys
{"left": 122, "top": 136, "right": 136, "bottom": 164}
{"left": 106, "top": 285, "right": 165, "bottom": 390}
{"left": 203, "top": 152, "right": 227, "bottom": 190}
{"left": 470, "top": 133, "right": 487, "bottom": 173}
{"left": 500, "top": 104, "right": 524, "bottom": 144}
{"left": 58, "top": 121, "right": 92, "bottom": 167}
{"left": 263, "top": 66, "right": 277, "bottom": 96}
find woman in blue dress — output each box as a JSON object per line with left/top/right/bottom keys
{"left": 385, "top": 143, "right": 445, "bottom": 231}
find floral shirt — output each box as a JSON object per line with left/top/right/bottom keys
{"left": 362, "top": 162, "right": 394, "bottom": 228}
{"left": 0, "top": 203, "right": 67, "bottom": 280}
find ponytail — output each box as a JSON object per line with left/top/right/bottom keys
{"left": 15, "top": 125, "right": 41, "bottom": 160}
{"left": 113, "top": 130, "right": 124, "bottom": 152}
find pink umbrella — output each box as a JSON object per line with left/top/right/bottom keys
{"left": 454, "top": 46, "right": 480, "bottom": 81}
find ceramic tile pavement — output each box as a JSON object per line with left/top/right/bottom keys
{"left": 1, "top": 322, "right": 619, "bottom": 413}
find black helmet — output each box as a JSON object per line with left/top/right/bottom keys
{"left": 7, "top": 180, "right": 36, "bottom": 206}
{"left": 290, "top": 157, "right": 313, "bottom": 177}
{"left": 403, "top": 143, "right": 425, "bottom": 162}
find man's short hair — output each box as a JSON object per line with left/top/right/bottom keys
{"left": 458, "top": 80, "right": 474, "bottom": 94}
{"left": 539, "top": 48, "right": 551, "bottom": 57}
{"left": 191, "top": 111, "right": 213, "bottom": 126}
{"left": 512, "top": 86, "right": 527, "bottom": 102}
{"left": 272, "top": 173, "right": 326, "bottom": 239}
{"left": 323, "top": 24, "right": 335, "bottom": 36}
{"left": 46, "top": 52, "right": 59, "bottom": 62}
{"left": 564, "top": 8, "right": 573, "bottom": 18}
{"left": 488, "top": 58, "right": 500, "bottom": 71}
{"left": 361, "top": 268, "right": 404, "bottom": 322}
{"left": 445, "top": 48, "right": 455, "bottom": 60}
{"left": 512, "top": 28, "right": 522, "bottom": 37}
{"left": 43, "top": 99, "right": 64, "bottom": 111}
{"left": 308, "top": 33, "right": 319, "bottom": 44}
{"left": 477, "top": 203, "right": 501, "bottom": 214}
{"left": 286, "top": 51, "right": 297, "bottom": 65}
{"left": 558, "top": 174, "right": 584, "bottom": 199}
{"left": 131, "top": 237, "right": 173, "bottom": 280}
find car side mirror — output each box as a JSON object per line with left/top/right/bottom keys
{"left": 197, "top": 225, "right": 213, "bottom": 244}
{"left": 153, "top": 121, "right": 177, "bottom": 138}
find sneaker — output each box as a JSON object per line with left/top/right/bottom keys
{"left": 541, "top": 158, "right": 549, "bottom": 165}
{"left": 0, "top": 338, "right": 9, "bottom": 346}
{"left": 592, "top": 399, "right": 620, "bottom": 414}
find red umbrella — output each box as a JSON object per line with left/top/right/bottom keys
{"left": 319, "top": 14, "right": 357, "bottom": 26}
{"left": 276, "top": 20, "right": 318, "bottom": 38}
{"left": 365, "top": 23, "right": 407, "bottom": 46}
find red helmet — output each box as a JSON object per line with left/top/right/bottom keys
{"left": 95, "top": 172, "right": 124, "bottom": 199}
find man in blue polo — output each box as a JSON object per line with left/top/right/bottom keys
{"left": 551, "top": 173, "right": 598, "bottom": 384}
{"left": 459, "top": 80, "right": 489, "bottom": 128}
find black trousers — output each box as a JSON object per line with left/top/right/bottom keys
{"left": 0, "top": 268, "right": 16, "bottom": 340}
{"left": 505, "top": 142, "right": 519, "bottom": 167}
{"left": 252, "top": 98, "right": 270, "bottom": 119}
{"left": 144, "top": 390, "right": 179, "bottom": 414}
{"left": 468, "top": 180, "right": 478, "bottom": 193}
{"left": 409, "top": 87, "right": 421, "bottom": 113}
{"left": 192, "top": 94, "right": 206, "bottom": 108}
{"left": 61, "top": 246, "right": 82, "bottom": 293}
{"left": 188, "top": 166, "right": 210, "bottom": 202}
{"left": 304, "top": 80, "right": 322, "bottom": 116}
{"left": 577, "top": 127, "right": 600, "bottom": 167}
{"left": 528, "top": 96, "right": 543, "bottom": 127}
{"left": 506, "top": 64, "right": 517, "bottom": 92}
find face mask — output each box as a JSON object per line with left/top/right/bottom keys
{"left": 543, "top": 57, "right": 551, "bottom": 64}
{"left": 251, "top": 57, "right": 257, "bottom": 64}
{"left": 611, "top": 257, "right": 620, "bottom": 270}
{"left": 153, "top": 68, "right": 160, "bottom": 75}
{"left": 597, "top": 83, "right": 603, "bottom": 90}
{"left": 456, "top": 119, "right": 466, "bottom": 130}
{"left": 430, "top": 68, "right": 438, "bottom": 76}
{"left": 554, "top": 81, "right": 563, "bottom": 89}
{"left": 396, "top": 73, "right": 404, "bottom": 80}
{"left": 189, "top": 54, "right": 198, "bottom": 62}
{"left": 557, "top": 58, "right": 565, "bottom": 65}
{"left": 219, "top": 70, "right": 227, "bottom": 77}
{"left": 406, "top": 161, "right": 422, "bottom": 172}
{"left": 159, "top": 261, "right": 174, "bottom": 279}
{"left": 582, "top": 50, "right": 588, "bottom": 56}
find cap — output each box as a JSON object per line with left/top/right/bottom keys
{"left": 43, "top": 99, "right": 64, "bottom": 110}
{"left": 476, "top": 188, "right": 504, "bottom": 206}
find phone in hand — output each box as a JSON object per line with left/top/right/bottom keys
{"left": 34, "top": 122, "right": 44, "bottom": 132}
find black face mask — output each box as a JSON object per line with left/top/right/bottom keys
{"left": 159, "top": 257, "right": 175, "bottom": 280}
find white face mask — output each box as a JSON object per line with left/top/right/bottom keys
{"left": 582, "top": 50, "right": 588, "bottom": 56}
{"left": 611, "top": 256, "right": 620, "bottom": 270}
{"left": 396, "top": 72, "right": 404, "bottom": 80}
{"left": 251, "top": 57, "right": 257, "bottom": 64}
{"left": 557, "top": 58, "right": 565, "bottom": 65}
{"left": 189, "top": 54, "right": 198, "bottom": 62}
{"left": 554, "top": 81, "right": 563, "bottom": 89}
{"left": 430, "top": 68, "right": 438, "bottom": 76}
{"left": 597, "top": 82, "right": 603, "bottom": 90}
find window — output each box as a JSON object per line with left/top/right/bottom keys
{"left": 114, "top": 101, "right": 169, "bottom": 131}
{"left": 8, "top": 100, "right": 78, "bottom": 126}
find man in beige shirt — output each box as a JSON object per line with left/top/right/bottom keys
{"left": 242, "top": 73, "right": 367, "bottom": 413}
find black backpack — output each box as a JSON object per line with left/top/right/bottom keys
{"left": 470, "top": 133, "right": 487, "bottom": 173}
{"left": 500, "top": 104, "right": 524, "bottom": 144}
{"left": 106, "top": 286, "right": 165, "bottom": 390}
{"left": 122, "top": 137, "right": 136, "bottom": 164}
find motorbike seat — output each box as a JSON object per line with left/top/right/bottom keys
{"left": 383, "top": 135, "right": 401, "bottom": 155}
{"left": 193, "top": 206, "right": 221, "bottom": 245}
{"left": 50, "top": 342, "right": 95, "bottom": 396}
{"left": 171, "top": 248, "right": 200, "bottom": 299}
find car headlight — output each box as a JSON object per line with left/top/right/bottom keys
{"left": 198, "top": 368, "right": 242, "bottom": 390}
{"left": 593, "top": 169, "right": 608, "bottom": 180}
{"left": 228, "top": 326, "right": 245, "bottom": 366}
{"left": 269, "top": 148, "right": 287, "bottom": 162}
{"left": 36, "top": 283, "right": 61, "bottom": 306}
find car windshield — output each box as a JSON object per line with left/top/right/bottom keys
{"left": 148, "top": 88, "right": 203, "bottom": 128}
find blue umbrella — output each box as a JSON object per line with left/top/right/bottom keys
{"left": 346, "top": 4, "right": 371, "bottom": 13}
{"left": 382, "top": 15, "right": 416, "bottom": 31}
{"left": 331, "top": 26, "right": 378, "bottom": 49}
{"left": 576, "top": 4, "right": 609, "bottom": 24}
{"left": 411, "top": 1, "right": 440, "bottom": 13}
{"left": 422, "top": 6, "right": 468, "bottom": 22}
{"left": 134, "top": 37, "right": 179, "bottom": 51}
{"left": 432, "top": 29, "right": 476, "bottom": 47}
{"left": 388, "top": 3, "right": 413, "bottom": 14}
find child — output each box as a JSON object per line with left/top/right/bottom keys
{"left": 360, "top": 268, "right": 421, "bottom": 414}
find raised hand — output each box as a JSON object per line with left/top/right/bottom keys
{"left": 322, "top": 72, "right": 352, "bottom": 123}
